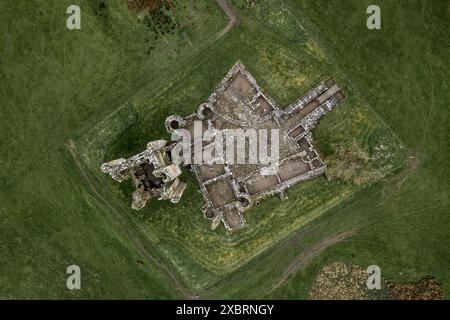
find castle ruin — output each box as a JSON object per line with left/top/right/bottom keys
{"left": 101, "top": 61, "right": 344, "bottom": 231}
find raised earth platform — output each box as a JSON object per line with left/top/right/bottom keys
{"left": 166, "top": 61, "right": 345, "bottom": 231}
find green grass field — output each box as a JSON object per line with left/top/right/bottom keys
{"left": 1, "top": 0, "right": 448, "bottom": 299}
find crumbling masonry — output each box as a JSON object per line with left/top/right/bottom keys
{"left": 101, "top": 140, "right": 186, "bottom": 210}
{"left": 101, "top": 61, "right": 344, "bottom": 231}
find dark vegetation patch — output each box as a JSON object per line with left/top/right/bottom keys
{"left": 124, "top": 0, "right": 187, "bottom": 55}
{"left": 126, "top": 0, "right": 181, "bottom": 36}
{"left": 88, "top": 0, "right": 111, "bottom": 27}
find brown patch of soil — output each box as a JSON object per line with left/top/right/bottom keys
{"left": 387, "top": 278, "right": 443, "bottom": 300}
